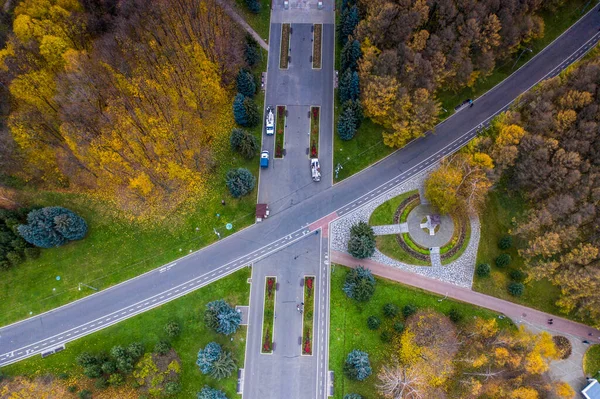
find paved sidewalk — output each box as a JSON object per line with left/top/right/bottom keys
{"left": 217, "top": 0, "right": 269, "bottom": 51}
{"left": 331, "top": 251, "right": 600, "bottom": 339}
{"left": 372, "top": 224, "right": 408, "bottom": 235}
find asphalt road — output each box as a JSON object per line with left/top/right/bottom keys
{"left": 1, "top": 3, "right": 600, "bottom": 374}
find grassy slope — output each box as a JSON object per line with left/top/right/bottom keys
{"left": 329, "top": 265, "right": 511, "bottom": 399}
{"left": 584, "top": 345, "right": 600, "bottom": 378}
{"left": 376, "top": 235, "right": 430, "bottom": 266}
{"left": 233, "top": 0, "right": 271, "bottom": 41}
{"left": 368, "top": 190, "right": 418, "bottom": 226}
{"left": 333, "top": 0, "right": 598, "bottom": 182}
{"left": 472, "top": 189, "right": 566, "bottom": 317}
{"left": 3, "top": 268, "right": 251, "bottom": 398}
{"left": 0, "top": 56, "right": 268, "bottom": 327}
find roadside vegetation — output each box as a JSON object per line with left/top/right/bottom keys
{"left": 261, "top": 277, "right": 276, "bottom": 354}
{"left": 1, "top": 268, "right": 251, "bottom": 398}
{"left": 330, "top": 265, "right": 572, "bottom": 398}
{"left": 584, "top": 345, "right": 600, "bottom": 378}
{"left": 302, "top": 276, "right": 315, "bottom": 355}
{"left": 333, "top": 0, "right": 598, "bottom": 182}
{"left": 0, "top": 1, "right": 267, "bottom": 326}
{"left": 234, "top": 0, "right": 271, "bottom": 40}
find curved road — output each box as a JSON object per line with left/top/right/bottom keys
{"left": 1, "top": 3, "right": 600, "bottom": 372}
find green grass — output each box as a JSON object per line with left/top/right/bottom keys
{"left": 333, "top": 0, "right": 598, "bottom": 182}
{"left": 472, "top": 189, "right": 566, "bottom": 317}
{"left": 584, "top": 345, "right": 600, "bottom": 378}
{"left": 3, "top": 268, "right": 251, "bottom": 398}
{"left": 376, "top": 235, "right": 430, "bottom": 266}
{"left": 329, "top": 264, "right": 512, "bottom": 399}
{"left": 233, "top": 0, "right": 271, "bottom": 41}
{"left": 441, "top": 219, "right": 471, "bottom": 265}
{"left": 261, "top": 277, "right": 276, "bottom": 353}
{"left": 0, "top": 71, "right": 267, "bottom": 328}
{"left": 368, "top": 190, "right": 418, "bottom": 226}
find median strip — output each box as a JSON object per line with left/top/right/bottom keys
{"left": 261, "top": 276, "right": 276, "bottom": 354}
{"left": 310, "top": 106, "right": 320, "bottom": 158}
{"left": 302, "top": 276, "right": 315, "bottom": 356}
{"left": 312, "top": 24, "right": 322, "bottom": 69}
{"left": 275, "top": 105, "right": 286, "bottom": 158}
{"left": 280, "top": 23, "right": 290, "bottom": 69}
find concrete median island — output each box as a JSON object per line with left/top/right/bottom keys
{"left": 261, "top": 276, "right": 276, "bottom": 354}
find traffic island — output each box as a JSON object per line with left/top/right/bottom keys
{"left": 261, "top": 276, "right": 276, "bottom": 354}
{"left": 302, "top": 276, "right": 315, "bottom": 355}
{"left": 312, "top": 24, "right": 322, "bottom": 69}
{"left": 280, "top": 23, "right": 290, "bottom": 69}
{"left": 310, "top": 106, "right": 320, "bottom": 158}
{"left": 275, "top": 105, "right": 286, "bottom": 158}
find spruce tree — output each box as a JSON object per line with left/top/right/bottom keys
{"left": 243, "top": 97, "right": 260, "bottom": 127}
{"left": 340, "top": 39, "right": 362, "bottom": 72}
{"left": 337, "top": 107, "right": 357, "bottom": 141}
{"left": 233, "top": 93, "right": 248, "bottom": 126}
{"left": 236, "top": 69, "right": 256, "bottom": 98}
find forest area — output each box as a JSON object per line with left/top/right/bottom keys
{"left": 337, "top": 0, "right": 572, "bottom": 148}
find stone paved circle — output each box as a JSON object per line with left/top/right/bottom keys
{"left": 406, "top": 204, "right": 454, "bottom": 248}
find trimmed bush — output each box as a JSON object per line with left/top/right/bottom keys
{"left": 393, "top": 321, "right": 405, "bottom": 333}
{"left": 204, "top": 300, "right": 241, "bottom": 335}
{"left": 380, "top": 330, "right": 393, "bottom": 343}
{"left": 495, "top": 253, "right": 511, "bottom": 268}
{"left": 165, "top": 381, "right": 182, "bottom": 395}
{"left": 155, "top": 340, "right": 171, "bottom": 355}
{"left": 343, "top": 266, "right": 375, "bottom": 302}
{"left": 383, "top": 303, "right": 399, "bottom": 318}
{"left": 226, "top": 168, "right": 256, "bottom": 198}
{"left": 236, "top": 69, "right": 256, "bottom": 98}
{"left": 83, "top": 364, "right": 102, "bottom": 379}
{"left": 448, "top": 308, "right": 463, "bottom": 323}
{"left": 509, "top": 269, "right": 526, "bottom": 282}
{"left": 164, "top": 320, "right": 181, "bottom": 338}
{"left": 344, "top": 349, "right": 372, "bottom": 381}
{"left": 77, "top": 352, "right": 99, "bottom": 368}
{"left": 498, "top": 235, "right": 513, "bottom": 250}
{"left": 101, "top": 361, "right": 117, "bottom": 375}
{"left": 367, "top": 316, "right": 381, "bottom": 330}
{"left": 553, "top": 336, "right": 572, "bottom": 359}
{"left": 476, "top": 263, "right": 491, "bottom": 277}
{"left": 508, "top": 281, "right": 524, "bottom": 297}
{"left": 18, "top": 207, "right": 87, "bottom": 248}
{"left": 403, "top": 304, "right": 417, "bottom": 318}
{"left": 197, "top": 386, "right": 228, "bottom": 399}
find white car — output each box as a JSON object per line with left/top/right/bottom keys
{"left": 265, "top": 106, "right": 274, "bottom": 135}
{"left": 311, "top": 158, "right": 321, "bottom": 182}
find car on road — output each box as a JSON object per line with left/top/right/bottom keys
{"left": 311, "top": 158, "right": 321, "bottom": 182}
{"left": 265, "top": 106, "right": 274, "bottom": 135}
{"left": 260, "top": 151, "right": 269, "bottom": 168}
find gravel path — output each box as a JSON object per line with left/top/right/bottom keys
{"left": 372, "top": 224, "right": 408, "bottom": 235}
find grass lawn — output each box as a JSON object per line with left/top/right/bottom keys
{"left": 261, "top": 277, "right": 276, "bottom": 354}
{"left": 376, "top": 235, "right": 430, "bottom": 266}
{"left": 0, "top": 69, "right": 267, "bottom": 328}
{"left": 472, "top": 189, "right": 567, "bottom": 318}
{"left": 2, "top": 268, "right": 251, "bottom": 398}
{"left": 232, "top": 0, "right": 271, "bottom": 41}
{"left": 584, "top": 345, "right": 600, "bottom": 378}
{"left": 368, "top": 190, "right": 418, "bottom": 226}
{"left": 329, "top": 264, "right": 512, "bottom": 398}
{"left": 441, "top": 218, "right": 471, "bottom": 265}
{"left": 333, "top": 0, "right": 598, "bottom": 182}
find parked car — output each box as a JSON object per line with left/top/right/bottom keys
{"left": 265, "top": 106, "right": 274, "bottom": 135}
{"left": 260, "top": 150, "right": 269, "bottom": 168}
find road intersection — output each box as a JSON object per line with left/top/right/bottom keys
{"left": 2, "top": 4, "right": 600, "bottom": 399}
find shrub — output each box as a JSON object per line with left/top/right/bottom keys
{"left": 58, "top": 372, "right": 69, "bottom": 380}
{"left": 403, "top": 304, "right": 417, "bottom": 318}
{"left": 83, "top": 364, "right": 102, "bottom": 379}
{"left": 18, "top": 207, "right": 87, "bottom": 248}
{"left": 343, "top": 266, "right": 375, "bottom": 302}
{"left": 383, "top": 303, "right": 399, "bottom": 318}
{"left": 197, "top": 386, "right": 228, "bottom": 399}
{"left": 155, "top": 340, "right": 171, "bottom": 355}
{"left": 76, "top": 352, "right": 98, "bottom": 368}
{"left": 347, "top": 221, "right": 375, "bottom": 259}
{"left": 68, "top": 385, "right": 77, "bottom": 393}
{"left": 343, "top": 395, "right": 363, "bottom": 399}
{"left": 495, "top": 253, "right": 511, "bottom": 268}
{"left": 498, "top": 235, "right": 513, "bottom": 250}
{"left": 367, "top": 316, "right": 381, "bottom": 330}
{"left": 95, "top": 377, "right": 109, "bottom": 389}
{"left": 236, "top": 69, "right": 256, "bottom": 98}
{"left": 204, "top": 300, "right": 241, "bottom": 335}
{"left": 448, "top": 308, "right": 463, "bottom": 323}
{"left": 476, "top": 263, "right": 491, "bottom": 277}
{"left": 244, "top": 35, "right": 260, "bottom": 67}
{"left": 108, "top": 373, "right": 124, "bottom": 386}
{"left": 127, "top": 342, "right": 145, "bottom": 360}
{"left": 164, "top": 321, "right": 181, "bottom": 338}
{"left": 245, "top": 0, "right": 260, "bottom": 13}
{"left": 6, "top": 251, "right": 22, "bottom": 266}
{"left": 197, "top": 342, "right": 222, "bottom": 374}
{"left": 393, "top": 321, "right": 405, "bottom": 333}
{"left": 165, "top": 381, "right": 182, "bottom": 395}
{"left": 78, "top": 390, "right": 92, "bottom": 399}
{"left": 380, "top": 330, "right": 393, "bottom": 343}
{"left": 344, "top": 350, "right": 372, "bottom": 381}
{"left": 553, "top": 336, "right": 572, "bottom": 359}
{"left": 101, "top": 361, "right": 117, "bottom": 375}
{"left": 226, "top": 168, "right": 256, "bottom": 198}
{"left": 508, "top": 282, "right": 524, "bottom": 297}
{"left": 210, "top": 351, "right": 236, "bottom": 380}
{"left": 509, "top": 269, "right": 526, "bottom": 282}
{"left": 23, "top": 246, "right": 40, "bottom": 259}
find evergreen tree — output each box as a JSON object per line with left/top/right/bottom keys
{"left": 197, "top": 386, "right": 228, "bottom": 399}
{"left": 244, "top": 0, "right": 260, "bottom": 13}
{"left": 209, "top": 351, "right": 236, "bottom": 380}
{"left": 236, "top": 69, "right": 256, "bottom": 98}
{"left": 337, "top": 6, "right": 359, "bottom": 45}
{"left": 233, "top": 93, "right": 248, "bottom": 126}
{"left": 230, "top": 128, "right": 258, "bottom": 159}
{"left": 225, "top": 168, "right": 256, "bottom": 198}
{"left": 18, "top": 207, "right": 87, "bottom": 248}
{"left": 204, "top": 300, "right": 242, "bottom": 335}
{"left": 347, "top": 235, "right": 375, "bottom": 259}
{"left": 244, "top": 35, "right": 261, "bottom": 67}
{"left": 243, "top": 96, "right": 260, "bottom": 127}
{"left": 340, "top": 39, "right": 361, "bottom": 72}
{"left": 343, "top": 266, "right": 375, "bottom": 302}
{"left": 344, "top": 350, "right": 372, "bottom": 381}
{"left": 337, "top": 107, "right": 358, "bottom": 141}
{"left": 197, "top": 342, "right": 222, "bottom": 374}
{"left": 339, "top": 69, "right": 352, "bottom": 103}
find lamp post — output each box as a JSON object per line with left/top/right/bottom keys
{"left": 79, "top": 283, "right": 98, "bottom": 292}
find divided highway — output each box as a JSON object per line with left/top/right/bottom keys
{"left": 1, "top": 3, "right": 600, "bottom": 372}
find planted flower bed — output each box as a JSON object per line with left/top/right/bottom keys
{"left": 275, "top": 105, "right": 286, "bottom": 158}
{"left": 302, "top": 276, "right": 315, "bottom": 355}
{"left": 313, "top": 24, "right": 322, "bottom": 69}
{"left": 310, "top": 106, "right": 320, "bottom": 158}
{"left": 280, "top": 23, "right": 291, "bottom": 69}
{"left": 262, "top": 276, "right": 276, "bottom": 354}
